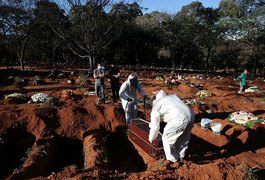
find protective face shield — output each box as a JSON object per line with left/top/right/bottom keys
{"left": 130, "top": 77, "right": 138, "bottom": 89}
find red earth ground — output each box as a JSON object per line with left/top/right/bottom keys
{"left": 0, "top": 66, "right": 265, "bottom": 179}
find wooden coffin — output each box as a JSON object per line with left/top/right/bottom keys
{"left": 128, "top": 118, "right": 164, "bottom": 159}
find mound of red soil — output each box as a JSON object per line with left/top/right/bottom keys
{"left": 176, "top": 84, "right": 199, "bottom": 99}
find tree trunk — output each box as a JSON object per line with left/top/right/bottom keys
{"left": 4, "top": 58, "right": 9, "bottom": 69}
{"left": 171, "top": 58, "right": 175, "bottom": 73}
{"left": 17, "top": 36, "right": 30, "bottom": 71}
{"left": 253, "top": 58, "right": 257, "bottom": 77}
{"left": 135, "top": 51, "right": 139, "bottom": 65}
{"left": 89, "top": 56, "right": 96, "bottom": 68}
{"left": 205, "top": 46, "right": 211, "bottom": 75}
{"left": 17, "top": 48, "right": 25, "bottom": 71}
{"left": 19, "top": 57, "right": 24, "bottom": 70}
{"left": 253, "top": 50, "right": 257, "bottom": 77}
{"left": 51, "top": 45, "right": 56, "bottom": 68}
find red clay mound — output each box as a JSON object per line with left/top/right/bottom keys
{"left": 176, "top": 84, "right": 198, "bottom": 99}
{"left": 57, "top": 98, "right": 104, "bottom": 139}
{"left": 103, "top": 105, "right": 125, "bottom": 132}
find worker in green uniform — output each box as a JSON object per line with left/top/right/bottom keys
{"left": 238, "top": 69, "right": 248, "bottom": 93}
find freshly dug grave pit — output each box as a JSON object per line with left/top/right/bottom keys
{"left": 10, "top": 135, "right": 57, "bottom": 179}
{"left": 83, "top": 130, "right": 147, "bottom": 173}
{"left": 0, "top": 125, "right": 35, "bottom": 178}
{"left": 3, "top": 134, "right": 84, "bottom": 179}
{"left": 53, "top": 135, "right": 84, "bottom": 171}
{"left": 1, "top": 128, "right": 147, "bottom": 179}
{"left": 104, "top": 131, "right": 147, "bottom": 172}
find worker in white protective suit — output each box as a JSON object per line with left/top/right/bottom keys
{"left": 119, "top": 73, "right": 147, "bottom": 124}
{"left": 148, "top": 90, "right": 195, "bottom": 162}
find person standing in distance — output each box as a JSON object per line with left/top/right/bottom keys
{"left": 238, "top": 69, "right": 248, "bottom": 93}
{"left": 93, "top": 63, "right": 105, "bottom": 104}
{"left": 109, "top": 64, "right": 120, "bottom": 103}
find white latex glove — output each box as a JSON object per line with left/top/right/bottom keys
{"left": 148, "top": 137, "right": 153, "bottom": 144}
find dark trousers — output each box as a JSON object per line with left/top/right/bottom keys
{"left": 110, "top": 78, "right": 120, "bottom": 102}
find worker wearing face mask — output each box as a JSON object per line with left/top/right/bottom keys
{"left": 119, "top": 73, "right": 147, "bottom": 124}
{"left": 149, "top": 90, "right": 195, "bottom": 162}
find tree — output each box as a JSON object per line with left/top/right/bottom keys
{"left": 0, "top": 0, "right": 35, "bottom": 70}
{"left": 109, "top": 1, "right": 142, "bottom": 22}
{"left": 219, "top": 0, "right": 241, "bottom": 17}
{"left": 215, "top": 40, "right": 242, "bottom": 73}
{"left": 31, "top": 0, "right": 67, "bottom": 67}
{"left": 218, "top": 0, "right": 265, "bottom": 76}
{"left": 135, "top": 11, "right": 173, "bottom": 67}
{"left": 48, "top": 0, "right": 114, "bottom": 68}
{"left": 109, "top": 1, "right": 156, "bottom": 66}
{"left": 175, "top": 2, "right": 220, "bottom": 72}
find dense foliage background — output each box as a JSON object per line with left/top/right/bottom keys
{"left": 0, "top": 0, "right": 264, "bottom": 76}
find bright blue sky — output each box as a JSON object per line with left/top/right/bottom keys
{"left": 115, "top": 0, "right": 221, "bottom": 14}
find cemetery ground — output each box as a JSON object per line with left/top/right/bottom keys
{"left": 0, "top": 66, "right": 265, "bottom": 179}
